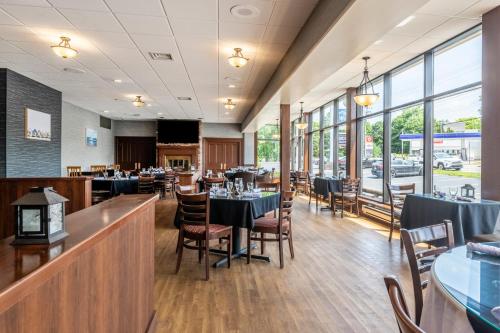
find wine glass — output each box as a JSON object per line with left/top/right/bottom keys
{"left": 227, "top": 181, "right": 234, "bottom": 194}
{"left": 235, "top": 183, "right": 242, "bottom": 197}
{"left": 449, "top": 187, "right": 458, "bottom": 200}
{"left": 247, "top": 182, "right": 254, "bottom": 192}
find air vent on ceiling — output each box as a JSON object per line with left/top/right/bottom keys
{"left": 63, "top": 67, "right": 85, "bottom": 74}
{"left": 177, "top": 97, "right": 192, "bottom": 101}
{"left": 148, "top": 52, "right": 173, "bottom": 61}
{"left": 132, "top": 114, "right": 141, "bottom": 117}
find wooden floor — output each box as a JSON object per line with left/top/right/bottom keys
{"left": 154, "top": 194, "right": 414, "bottom": 333}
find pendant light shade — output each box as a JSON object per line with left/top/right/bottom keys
{"left": 133, "top": 96, "right": 145, "bottom": 107}
{"left": 228, "top": 48, "right": 249, "bottom": 68}
{"left": 354, "top": 57, "right": 379, "bottom": 107}
{"left": 51, "top": 36, "right": 78, "bottom": 59}
{"left": 224, "top": 98, "right": 236, "bottom": 110}
{"left": 295, "top": 102, "right": 308, "bottom": 130}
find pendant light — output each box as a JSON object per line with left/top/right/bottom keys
{"left": 295, "top": 102, "right": 308, "bottom": 130}
{"left": 354, "top": 56, "right": 379, "bottom": 107}
{"left": 51, "top": 36, "right": 78, "bottom": 59}
{"left": 133, "top": 96, "right": 145, "bottom": 107}
{"left": 228, "top": 48, "right": 249, "bottom": 68}
{"left": 272, "top": 118, "right": 280, "bottom": 139}
{"left": 224, "top": 98, "right": 236, "bottom": 110}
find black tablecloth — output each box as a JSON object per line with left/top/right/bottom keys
{"left": 175, "top": 192, "right": 280, "bottom": 230}
{"left": 313, "top": 177, "right": 342, "bottom": 198}
{"left": 400, "top": 194, "right": 500, "bottom": 245}
{"left": 92, "top": 178, "right": 139, "bottom": 196}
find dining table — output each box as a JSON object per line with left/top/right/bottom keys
{"left": 92, "top": 177, "right": 139, "bottom": 196}
{"left": 421, "top": 242, "right": 500, "bottom": 333}
{"left": 400, "top": 194, "right": 500, "bottom": 245}
{"left": 313, "top": 177, "right": 342, "bottom": 210}
{"left": 174, "top": 191, "right": 281, "bottom": 267}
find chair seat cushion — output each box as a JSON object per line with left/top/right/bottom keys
{"left": 393, "top": 208, "right": 402, "bottom": 219}
{"left": 184, "top": 224, "right": 232, "bottom": 238}
{"left": 333, "top": 192, "right": 356, "bottom": 200}
{"left": 253, "top": 217, "right": 289, "bottom": 234}
{"left": 472, "top": 233, "right": 500, "bottom": 243}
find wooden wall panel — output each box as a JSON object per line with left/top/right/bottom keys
{"left": 0, "top": 177, "right": 92, "bottom": 239}
{"left": 115, "top": 136, "right": 156, "bottom": 170}
{"left": 0, "top": 195, "right": 157, "bottom": 333}
{"left": 203, "top": 138, "right": 243, "bottom": 172}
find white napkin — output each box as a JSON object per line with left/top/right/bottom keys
{"left": 466, "top": 242, "right": 500, "bottom": 257}
{"left": 492, "top": 307, "right": 500, "bottom": 321}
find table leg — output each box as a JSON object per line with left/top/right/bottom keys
{"left": 320, "top": 192, "right": 334, "bottom": 211}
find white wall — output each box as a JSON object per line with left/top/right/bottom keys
{"left": 113, "top": 120, "right": 156, "bottom": 137}
{"left": 61, "top": 101, "right": 114, "bottom": 174}
{"left": 201, "top": 123, "right": 242, "bottom": 138}
{"left": 244, "top": 132, "right": 255, "bottom": 165}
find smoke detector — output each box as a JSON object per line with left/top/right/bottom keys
{"left": 230, "top": 5, "right": 260, "bottom": 19}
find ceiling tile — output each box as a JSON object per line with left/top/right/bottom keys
{"left": 82, "top": 30, "right": 135, "bottom": 49}
{"left": 48, "top": 0, "right": 108, "bottom": 11}
{"left": 262, "top": 25, "right": 300, "bottom": 44}
{"left": 457, "top": 0, "right": 500, "bottom": 19}
{"left": 416, "top": 0, "right": 480, "bottom": 17}
{"left": 0, "top": 4, "right": 72, "bottom": 28}
{"left": 389, "top": 14, "right": 450, "bottom": 37}
{"left": 0, "top": 40, "right": 23, "bottom": 52}
{"left": 0, "top": 0, "right": 49, "bottom": 6}
{"left": 269, "top": 0, "right": 316, "bottom": 28}
{"left": 59, "top": 8, "right": 123, "bottom": 32}
{"left": 219, "top": 0, "right": 274, "bottom": 25}
{"left": 162, "top": 0, "right": 217, "bottom": 20}
{"left": 169, "top": 18, "right": 217, "bottom": 38}
{"left": 116, "top": 13, "right": 173, "bottom": 35}
{"left": 220, "top": 22, "right": 265, "bottom": 43}
{"left": 0, "top": 7, "right": 22, "bottom": 24}
{"left": 424, "top": 17, "right": 480, "bottom": 39}
{"left": 0, "top": 25, "right": 39, "bottom": 42}
{"left": 105, "top": 0, "right": 165, "bottom": 16}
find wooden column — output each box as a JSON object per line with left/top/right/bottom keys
{"left": 345, "top": 87, "right": 358, "bottom": 178}
{"left": 280, "top": 104, "right": 291, "bottom": 191}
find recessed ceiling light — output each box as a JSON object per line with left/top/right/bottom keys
{"left": 147, "top": 103, "right": 152, "bottom": 107}
{"left": 396, "top": 16, "right": 415, "bottom": 28}
{"left": 157, "top": 112, "right": 163, "bottom": 115}
{"left": 374, "top": 40, "right": 383, "bottom": 45}
{"left": 113, "top": 79, "right": 122, "bottom": 83}
{"left": 103, "top": 110, "right": 109, "bottom": 113}
{"left": 230, "top": 5, "right": 260, "bottom": 19}
{"left": 228, "top": 84, "right": 236, "bottom": 88}
{"left": 133, "top": 114, "right": 141, "bottom": 117}
{"left": 177, "top": 97, "right": 192, "bottom": 101}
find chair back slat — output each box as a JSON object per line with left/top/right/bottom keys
{"left": 177, "top": 192, "right": 209, "bottom": 229}
{"left": 401, "top": 221, "right": 454, "bottom": 325}
{"left": 384, "top": 276, "right": 425, "bottom": 333}
{"left": 138, "top": 176, "right": 155, "bottom": 194}
{"left": 342, "top": 178, "right": 360, "bottom": 194}
{"left": 387, "top": 183, "right": 415, "bottom": 209}
{"left": 278, "top": 191, "right": 295, "bottom": 226}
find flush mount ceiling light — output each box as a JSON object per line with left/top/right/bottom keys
{"left": 272, "top": 118, "right": 280, "bottom": 139}
{"left": 354, "top": 57, "right": 380, "bottom": 107}
{"left": 132, "top": 95, "right": 145, "bottom": 107}
{"left": 295, "top": 102, "right": 308, "bottom": 130}
{"left": 228, "top": 84, "right": 236, "bottom": 88}
{"left": 51, "top": 36, "right": 78, "bottom": 59}
{"left": 230, "top": 5, "right": 260, "bottom": 19}
{"left": 228, "top": 48, "right": 249, "bottom": 68}
{"left": 224, "top": 98, "right": 236, "bottom": 110}
{"left": 113, "top": 79, "right": 122, "bottom": 83}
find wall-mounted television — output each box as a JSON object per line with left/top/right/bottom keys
{"left": 157, "top": 120, "right": 199, "bottom": 144}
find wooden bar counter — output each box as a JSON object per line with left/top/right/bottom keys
{"left": 0, "top": 194, "right": 158, "bottom": 333}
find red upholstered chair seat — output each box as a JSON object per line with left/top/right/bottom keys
{"left": 184, "top": 224, "right": 232, "bottom": 239}
{"left": 253, "top": 217, "right": 290, "bottom": 233}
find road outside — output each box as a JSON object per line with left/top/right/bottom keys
{"left": 362, "top": 162, "right": 481, "bottom": 198}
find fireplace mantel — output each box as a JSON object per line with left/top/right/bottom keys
{"left": 157, "top": 144, "right": 200, "bottom": 170}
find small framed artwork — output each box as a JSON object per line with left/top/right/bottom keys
{"left": 25, "top": 108, "right": 51, "bottom": 141}
{"left": 85, "top": 128, "right": 97, "bottom": 147}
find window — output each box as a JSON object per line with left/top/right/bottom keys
{"left": 362, "top": 79, "right": 384, "bottom": 115}
{"left": 311, "top": 131, "right": 320, "bottom": 175}
{"left": 432, "top": 88, "right": 481, "bottom": 198}
{"left": 337, "top": 124, "right": 347, "bottom": 177}
{"left": 257, "top": 124, "right": 280, "bottom": 171}
{"left": 323, "top": 128, "right": 333, "bottom": 176}
{"left": 434, "top": 33, "right": 481, "bottom": 94}
{"left": 391, "top": 59, "right": 424, "bottom": 107}
{"left": 390, "top": 104, "right": 424, "bottom": 193}
{"left": 337, "top": 95, "right": 347, "bottom": 123}
{"left": 323, "top": 103, "right": 333, "bottom": 128}
{"left": 361, "top": 115, "right": 384, "bottom": 200}
{"left": 312, "top": 110, "right": 321, "bottom": 131}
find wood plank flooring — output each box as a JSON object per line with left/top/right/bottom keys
{"left": 154, "top": 195, "right": 414, "bottom": 332}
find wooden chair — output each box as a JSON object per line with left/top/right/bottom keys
{"left": 332, "top": 178, "right": 360, "bottom": 218}
{"left": 164, "top": 174, "right": 176, "bottom": 198}
{"left": 401, "top": 221, "right": 454, "bottom": 325}
{"left": 384, "top": 275, "right": 425, "bottom": 333}
{"left": 233, "top": 171, "right": 255, "bottom": 190}
{"left": 294, "top": 171, "right": 308, "bottom": 195}
{"left": 387, "top": 183, "right": 415, "bottom": 247}
{"left": 90, "top": 165, "right": 107, "bottom": 173}
{"left": 473, "top": 232, "right": 500, "bottom": 243}
{"left": 308, "top": 172, "right": 316, "bottom": 205}
{"left": 176, "top": 192, "right": 232, "bottom": 280}
{"left": 66, "top": 166, "right": 81, "bottom": 177}
{"left": 138, "top": 176, "right": 155, "bottom": 194}
{"left": 203, "top": 177, "right": 224, "bottom": 191}
{"left": 248, "top": 190, "right": 295, "bottom": 268}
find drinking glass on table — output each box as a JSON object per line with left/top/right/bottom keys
{"left": 227, "top": 181, "right": 234, "bottom": 194}
{"left": 247, "top": 182, "right": 254, "bottom": 192}
{"left": 449, "top": 187, "right": 458, "bottom": 200}
{"left": 235, "top": 182, "right": 242, "bottom": 197}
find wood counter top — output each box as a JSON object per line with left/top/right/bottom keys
{"left": 0, "top": 194, "right": 158, "bottom": 314}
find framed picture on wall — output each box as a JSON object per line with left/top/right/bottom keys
{"left": 25, "top": 108, "right": 51, "bottom": 141}
{"left": 85, "top": 128, "right": 97, "bottom": 147}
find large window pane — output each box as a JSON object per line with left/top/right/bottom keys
{"left": 257, "top": 125, "right": 280, "bottom": 171}
{"left": 337, "top": 95, "right": 347, "bottom": 123}
{"left": 390, "top": 105, "right": 424, "bottom": 193}
{"left": 323, "top": 128, "right": 333, "bottom": 177}
{"left": 434, "top": 33, "right": 481, "bottom": 94}
{"left": 312, "top": 110, "right": 320, "bottom": 131}
{"left": 311, "top": 131, "right": 320, "bottom": 175}
{"left": 361, "top": 115, "right": 384, "bottom": 200}
{"left": 362, "top": 79, "right": 384, "bottom": 115}
{"left": 433, "top": 88, "right": 481, "bottom": 198}
{"left": 391, "top": 60, "right": 424, "bottom": 107}
{"left": 323, "top": 103, "right": 333, "bottom": 128}
{"left": 337, "top": 125, "right": 346, "bottom": 177}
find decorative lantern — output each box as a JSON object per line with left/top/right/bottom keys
{"left": 460, "top": 184, "right": 475, "bottom": 199}
{"left": 11, "top": 187, "right": 69, "bottom": 245}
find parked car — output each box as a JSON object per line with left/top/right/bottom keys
{"left": 362, "top": 157, "right": 382, "bottom": 168}
{"left": 338, "top": 156, "right": 346, "bottom": 170}
{"left": 371, "top": 159, "right": 423, "bottom": 178}
{"left": 433, "top": 153, "right": 463, "bottom": 170}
